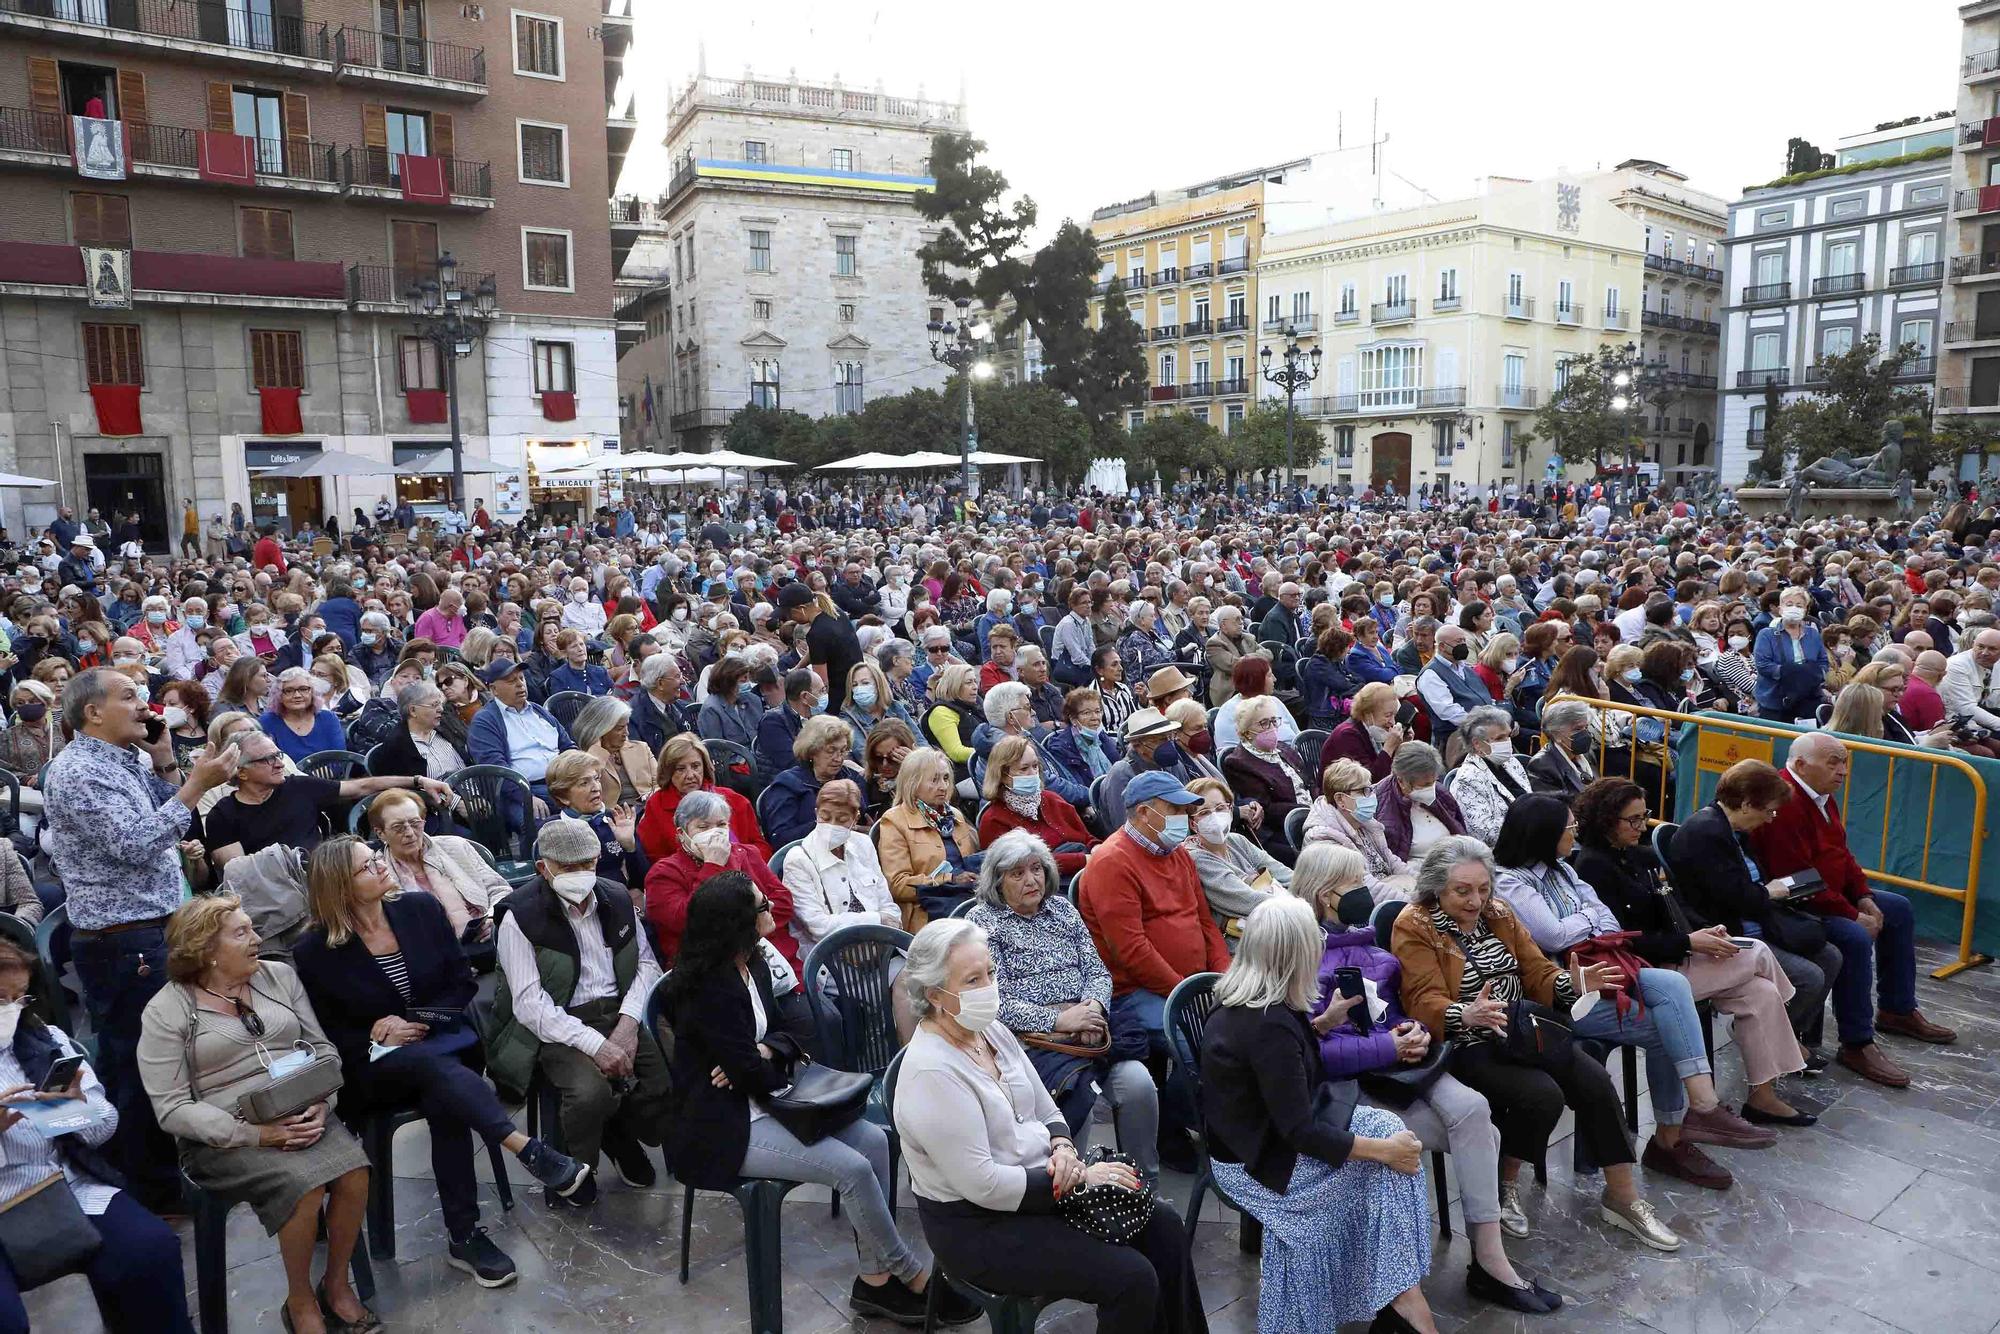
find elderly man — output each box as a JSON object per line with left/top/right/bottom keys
{"left": 202, "top": 727, "right": 455, "bottom": 868}
{"left": 1255, "top": 580, "right": 1308, "bottom": 648}
{"left": 757, "top": 667, "right": 821, "bottom": 776}
{"left": 45, "top": 668, "right": 240, "bottom": 1208}
{"left": 1905, "top": 649, "right": 1950, "bottom": 732}
{"left": 1939, "top": 628, "right": 2000, "bottom": 732}
{"left": 467, "top": 658, "right": 575, "bottom": 796}
{"left": 1099, "top": 706, "right": 1213, "bottom": 832}
{"left": 1078, "top": 768, "right": 1230, "bottom": 1173}
{"left": 1416, "top": 623, "right": 1495, "bottom": 749}
{"left": 1146, "top": 664, "right": 1197, "bottom": 713}
{"left": 1015, "top": 644, "right": 1066, "bottom": 725}
{"left": 413, "top": 584, "right": 469, "bottom": 648}
{"left": 161, "top": 595, "right": 210, "bottom": 680}
{"left": 628, "top": 652, "right": 691, "bottom": 752}
{"left": 1750, "top": 732, "right": 1956, "bottom": 1087}
{"left": 1203, "top": 604, "right": 1266, "bottom": 707}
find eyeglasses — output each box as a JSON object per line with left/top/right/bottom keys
{"left": 243, "top": 753, "right": 284, "bottom": 768}
{"left": 753, "top": 899, "right": 773, "bottom": 914}
{"left": 1617, "top": 812, "right": 1650, "bottom": 829}
{"left": 382, "top": 819, "right": 425, "bottom": 837}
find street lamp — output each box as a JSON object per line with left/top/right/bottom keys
{"left": 403, "top": 250, "right": 498, "bottom": 508}
{"left": 1259, "top": 335, "right": 1323, "bottom": 501}
{"left": 1601, "top": 341, "right": 1668, "bottom": 498}
{"left": 928, "top": 296, "right": 992, "bottom": 500}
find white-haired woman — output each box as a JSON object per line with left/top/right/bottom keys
{"left": 260, "top": 665, "right": 346, "bottom": 763}
{"left": 1444, "top": 706, "right": 1532, "bottom": 846}
{"left": 1221, "top": 693, "right": 1314, "bottom": 865}
{"left": 1200, "top": 896, "right": 1441, "bottom": 1333}
{"left": 782, "top": 777, "right": 899, "bottom": 955}
{"left": 573, "top": 694, "right": 656, "bottom": 805}
{"left": 1303, "top": 757, "right": 1415, "bottom": 911}
{"left": 966, "top": 830, "right": 1160, "bottom": 1172}
{"left": 894, "top": 917, "right": 1204, "bottom": 1334}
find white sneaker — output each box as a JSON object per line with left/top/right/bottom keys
{"left": 1600, "top": 1197, "right": 1682, "bottom": 1252}
{"left": 1497, "top": 1182, "right": 1530, "bottom": 1237}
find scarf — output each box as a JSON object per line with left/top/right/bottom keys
{"left": 1244, "top": 738, "right": 1309, "bottom": 804}
{"left": 1073, "top": 729, "right": 1113, "bottom": 779}
{"left": 1002, "top": 783, "right": 1043, "bottom": 820}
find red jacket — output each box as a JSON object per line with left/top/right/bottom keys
{"left": 635, "top": 783, "right": 771, "bottom": 865}
{"left": 643, "top": 845, "right": 799, "bottom": 969}
{"left": 1746, "top": 770, "right": 1869, "bottom": 921}
{"left": 977, "top": 793, "right": 1097, "bottom": 877}
{"left": 978, "top": 660, "right": 1015, "bottom": 695}
{"left": 1078, "top": 828, "right": 1230, "bottom": 998}
{"left": 251, "top": 535, "right": 287, "bottom": 574}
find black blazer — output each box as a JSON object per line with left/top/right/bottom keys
{"left": 661, "top": 961, "right": 812, "bottom": 1190}
{"left": 1662, "top": 804, "right": 1771, "bottom": 936}
{"left": 1525, "top": 742, "right": 1591, "bottom": 798}
{"left": 1198, "top": 1001, "right": 1357, "bottom": 1193}
{"left": 1572, "top": 841, "right": 1707, "bottom": 966}
{"left": 293, "top": 891, "right": 477, "bottom": 1118}
{"left": 371, "top": 713, "right": 470, "bottom": 778}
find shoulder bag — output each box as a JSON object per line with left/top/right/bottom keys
{"left": 757, "top": 1061, "right": 872, "bottom": 1145}
{"left": 1441, "top": 916, "right": 1577, "bottom": 1074}
{"left": 0, "top": 1173, "right": 100, "bottom": 1288}
{"left": 1056, "top": 1146, "right": 1155, "bottom": 1244}
{"left": 1357, "top": 1038, "right": 1455, "bottom": 1108}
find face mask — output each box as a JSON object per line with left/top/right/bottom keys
{"left": 852, "top": 684, "right": 877, "bottom": 709}
{"left": 1622, "top": 667, "right": 1643, "bottom": 683}
{"left": 113, "top": 653, "right": 141, "bottom": 667}
{"left": 1009, "top": 774, "right": 1041, "bottom": 799}
{"left": 1409, "top": 785, "right": 1438, "bottom": 807}
{"left": 1488, "top": 738, "right": 1514, "bottom": 758}
{"left": 1155, "top": 812, "right": 1191, "bottom": 850}
{"left": 185, "top": 615, "right": 206, "bottom": 631}
{"left": 808, "top": 694, "right": 828, "bottom": 715}
{"left": 571, "top": 590, "right": 589, "bottom": 604}
{"left": 691, "top": 827, "right": 731, "bottom": 859}
{"left": 1076, "top": 726, "right": 1101, "bottom": 743}
{"left": 76, "top": 638, "right": 94, "bottom": 654}
{"left": 264, "top": 1044, "right": 315, "bottom": 1080}
{"left": 146, "top": 610, "right": 166, "bottom": 625}
{"left": 945, "top": 982, "right": 1001, "bottom": 1033}
{"left": 163, "top": 705, "right": 188, "bottom": 729}
{"left": 132, "top": 681, "right": 150, "bottom": 705}
{"left": 671, "top": 607, "right": 688, "bottom": 622}
{"left": 1680, "top": 667, "right": 1697, "bottom": 682}
{"left": 1501, "top": 657, "right": 1518, "bottom": 673}
{"left": 737, "top": 681, "right": 756, "bottom": 700}
{"left": 819, "top": 822, "right": 851, "bottom": 849}
{"left": 1251, "top": 725, "right": 1280, "bottom": 750}
{"left": 550, "top": 870, "right": 598, "bottom": 904}
{"left": 0, "top": 998, "right": 23, "bottom": 1047}
{"left": 1781, "top": 606, "right": 1805, "bottom": 624}
{"left": 1351, "top": 792, "right": 1379, "bottom": 822}
{"left": 1196, "top": 810, "right": 1232, "bottom": 844}
{"left": 1365, "top": 723, "right": 1389, "bottom": 745}
{"left": 1449, "top": 643, "right": 1470, "bottom": 662}
{"left": 359, "top": 631, "right": 379, "bottom": 646}
{"left": 10, "top": 703, "right": 41, "bottom": 724}
{"left": 1378, "top": 593, "right": 1393, "bottom": 606}
{"left": 1728, "top": 634, "right": 1749, "bottom": 650}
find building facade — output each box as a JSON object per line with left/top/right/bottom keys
{"left": 0, "top": 0, "right": 623, "bottom": 541}
{"left": 650, "top": 73, "right": 963, "bottom": 453}
{"left": 1717, "top": 121, "right": 1949, "bottom": 484}
{"left": 1253, "top": 170, "right": 1690, "bottom": 494}
{"left": 1941, "top": 2, "right": 2000, "bottom": 461}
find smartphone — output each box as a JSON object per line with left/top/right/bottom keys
{"left": 142, "top": 714, "right": 164, "bottom": 744}
{"left": 459, "top": 918, "right": 489, "bottom": 945}
{"left": 1335, "top": 966, "right": 1370, "bottom": 1035}
{"left": 35, "top": 1053, "right": 83, "bottom": 1095}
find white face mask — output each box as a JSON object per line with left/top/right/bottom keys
{"left": 1728, "top": 634, "right": 1750, "bottom": 650}
{"left": 163, "top": 705, "right": 189, "bottom": 729}
{"left": 1781, "top": 605, "right": 1805, "bottom": 624}
{"left": 1195, "top": 810, "right": 1232, "bottom": 844}
{"left": 1409, "top": 785, "right": 1438, "bottom": 807}
{"left": 550, "top": 870, "right": 598, "bottom": 904}
{"left": 691, "top": 826, "right": 731, "bottom": 860}
{"left": 1487, "top": 738, "right": 1513, "bottom": 758}
{"left": 1500, "top": 657, "right": 1518, "bottom": 673}
{"left": 819, "top": 822, "right": 851, "bottom": 849}
{"left": 944, "top": 982, "right": 1001, "bottom": 1033}
{"left": 0, "top": 999, "right": 22, "bottom": 1046}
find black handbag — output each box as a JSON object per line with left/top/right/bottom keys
{"left": 1358, "top": 1039, "right": 1455, "bottom": 1108}
{"left": 1055, "top": 1146, "right": 1155, "bottom": 1244}
{"left": 1762, "top": 905, "right": 1828, "bottom": 957}
{"left": 757, "top": 1062, "right": 872, "bottom": 1145}
{"left": 1499, "top": 999, "right": 1576, "bottom": 1073}
{"left": 0, "top": 1172, "right": 100, "bottom": 1289}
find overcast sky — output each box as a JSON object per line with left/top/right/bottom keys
{"left": 624, "top": 0, "right": 1965, "bottom": 239}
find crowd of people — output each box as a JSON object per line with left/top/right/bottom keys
{"left": 0, "top": 475, "right": 1984, "bottom": 1332}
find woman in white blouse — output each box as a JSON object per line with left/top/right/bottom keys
{"left": 893, "top": 918, "right": 1207, "bottom": 1334}
{"left": 782, "top": 779, "right": 900, "bottom": 955}
{"left": 1445, "top": 707, "right": 1534, "bottom": 846}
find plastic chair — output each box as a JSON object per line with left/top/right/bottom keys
{"left": 1294, "top": 729, "right": 1329, "bottom": 767}
{"left": 445, "top": 765, "right": 537, "bottom": 874}
{"left": 544, "top": 690, "right": 591, "bottom": 736}
{"left": 299, "top": 749, "right": 370, "bottom": 783}
{"left": 31, "top": 903, "right": 79, "bottom": 1046}
{"left": 704, "top": 738, "right": 760, "bottom": 798}
{"left": 1160, "top": 972, "right": 1262, "bottom": 1255}
{"left": 885, "top": 1048, "right": 1051, "bottom": 1334}
{"left": 1086, "top": 775, "right": 1113, "bottom": 838}
{"left": 0, "top": 911, "right": 59, "bottom": 1035}
{"left": 945, "top": 898, "right": 977, "bottom": 920}
{"left": 358, "top": 1101, "right": 515, "bottom": 1258}
{"left": 184, "top": 1168, "right": 377, "bottom": 1334}
{"left": 799, "top": 925, "right": 912, "bottom": 1211}
{"left": 1282, "top": 806, "right": 1307, "bottom": 850}
{"left": 1037, "top": 625, "right": 1056, "bottom": 656}
{"left": 646, "top": 980, "right": 803, "bottom": 1334}
{"left": 768, "top": 840, "right": 803, "bottom": 877}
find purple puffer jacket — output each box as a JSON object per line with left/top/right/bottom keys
{"left": 1314, "top": 925, "right": 1413, "bottom": 1079}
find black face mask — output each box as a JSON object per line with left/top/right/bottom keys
{"left": 13, "top": 703, "right": 45, "bottom": 724}
{"left": 1450, "top": 643, "right": 1471, "bottom": 662}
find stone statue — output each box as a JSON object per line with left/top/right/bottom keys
{"left": 1896, "top": 469, "right": 1915, "bottom": 520}
{"left": 1786, "top": 469, "right": 1806, "bottom": 522}
{"left": 1798, "top": 420, "right": 1903, "bottom": 489}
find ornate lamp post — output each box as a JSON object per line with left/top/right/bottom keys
{"left": 927, "top": 296, "right": 994, "bottom": 500}
{"left": 403, "top": 250, "right": 497, "bottom": 507}
{"left": 1603, "top": 340, "right": 1669, "bottom": 500}
{"left": 1259, "top": 335, "right": 1322, "bottom": 500}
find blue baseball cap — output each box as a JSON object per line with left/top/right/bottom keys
{"left": 1122, "top": 770, "right": 1200, "bottom": 808}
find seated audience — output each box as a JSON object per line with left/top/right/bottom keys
{"left": 781, "top": 778, "right": 900, "bottom": 955}
{"left": 1375, "top": 742, "right": 1467, "bottom": 863}
{"left": 541, "top": 750, "right": 648, "bottom": 888}
{"left": 1444, "top": 706, "right": 1531, "bottom": 846}
{"left": 1320, "top": 681, "right": 1405, "bottom": 784}
{"left": 1186, "top": 775, "right": 1288, "bottom": 934}
{"left": 370, "top": 680, "right": 468, "bottom": 779}
{"left": 976, "top": 734, "right": 1097, "bottom": 878}
{"left": 635, "top": 733, "right": 770, "bottom": 864}
{"left": 370, "top": 788, "right": 506, "bottom": 962}
{"left": 573, "top": 695, "right": 656, "bottom": 805}
{"left": 761, "top": 715, "right": 869, "bottom": 851}
{"left": 261, "top": 666, "right": 347, "bottom": 762}
{"left": 1043, "top": 686, "right": 1123, "bottom": 793}
{"left": 643, "top": 789, "right": 798, "bottom": 968}
{"left": 876, "top": 747, "right": 981, "bottom": 930}
{"left": 1304, "top": 757, "right": 1417, "bottom": 909}
{"left": 1220, "top": 693, "right": 1313, "bottom": 866}
{"left": 205, "top": 727, "right": 455, "bottom": 867}
{"left": 1524, "top": 699, "right": 1599, "bottom": 797}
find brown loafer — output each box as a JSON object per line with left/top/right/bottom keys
{"left": 1838, "top": 1042, "right": 1910, "bottom": 1087}
{"left": 1876, "top": 1008, "right": 1958, "bottom": 1044}
{"left": 1641, "top": 1137, "right": 1733, "bottom": 1190}
{"left": 1680, "top": 1104, "right": 1777, "bottom": 1148}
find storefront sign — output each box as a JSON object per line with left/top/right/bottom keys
{"left": 245, "top": 444, "right": 322, "bottom": 471}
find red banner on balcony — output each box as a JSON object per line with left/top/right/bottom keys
{"left": 539, "top": 390, "right": 577, "bottom": 422}
{"left": 399, "top": 154, "right": 449, "bottom": 204}
{"left": 259, "top": 386, "right": 304, "bottom": 435}
{"left": 197, "top": 131, "right": 256, "bottom": 186}
{"left": 88, "top": 384, "right": 141, "bottom": 437}
{"left": 1984, "top": 185, "right": 2000, "bottom": 215}
{"left": 406, "top": 388, "right": 448, "bottom": 424}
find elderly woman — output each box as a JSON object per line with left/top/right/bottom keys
{"left": 370, "top": 680, "right": 466, "bottom": 779}
{"left": 1390, "top": 838, "right": 1683, "bottom": 1251}
{"left": 261, "top": 666, "right": 346, "bottom": 763}
{"left": 1187, "top": 775, "right": 1287, "bottom": 934}
{"left": 1303, "top": 757, "right": 1416, "bottom": 912}
{"left": 976, "top": 734, "right": 1096, "bottom": 877}
{"left": 1043, "top": 686, "right": 1123, "bottom": 792}
{"left": 0, "top": 678, "right": 62, "bottom": 784}
{"left": 642, "top": 788, "right": 798, "bottom": 968}
{"left": 370, "top": 788, "right": 506, "bottom": 956}
{"left": 1117, "top": 600, "right": 1179, "bottom": 698}
{"left": 894, "top": 918, "right": 1203, "bottom": 1334}
{"left": 435, "top": 661, "right": 485, "bottom": 727}
{"left": 923, "top": 662, "right": 983, "bottom": 778}
{"left": 541, "top": 750, "right": 647, "bottom": 889}
{"left": 1489, "top": 794, "right": 1774, "bottom": 1190}
{"left": 1524, "top": 698, "right": 1598, "bottom": 798}
{"left": 573, "top": 694, "right": 656, "bottom": 806}
{"left": 1213, "top": 654, "right": 1295, "bottom": 751}
{"left": 1444, "top": 706, "right": 1532, "bottom": 845}
{"left": 547, "top": 629, "right": 613, "bottom": 697}
{"left": 137, "top": 896, "right": 378, "bottom": 1334}
{"left": 979, "top": 621, "right": 1021, "bottom": 695}
{"left": 1319, "top": 680, "right": 1405, "bottom": 785}
{"left": 876, "top": 747, "right": 980, "bottom": 930}
{"left": 763, "top": 715, "right": 869, "bottom": 851}
{"left": 293, "top": 838, "right": 586, "bottom": 1289}
{"left": 1375, "top": 742, "right": 1466, "bottom": 862}
{"left": 1571, "top": 777, "right": 1811, "bottom": 1128}
{"left": 840, "top": 660, "right": 903, "bottom": 759}
{"left": 695, "top": 653, "right": 762, "bottom": 750}
{"left": 1752, "top": 586, "right": 1828, "bottom": 723}
{"left": 1286, "top": 849, "right": 1554, "bottom": 1314}
{"left": 1201, "top": 896, "right": 1441, "bottom": 1333}
{"left": 1221, "top": 693, "right": 1312, "bottom": 866}
{"left": 860, "top": 719, "right": 917, "bottom": 820}
{"left": 635, "top": 733, "right": 770, "bottom": 864}
{"left": 966, "top": 830, "right": 1161, "bottom": 1170}
{"left": 781, "top": 778, "right": 899, "bottom": 955}
{"left": 1090, "top": 645, "right": 1136, "bottom": 735}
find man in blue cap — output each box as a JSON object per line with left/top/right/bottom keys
{"left": 467, "top": 658, "right": 575, "bottom": 824}
{"left": 1077, "top": 767, "right": 1231, "bottom": 1172}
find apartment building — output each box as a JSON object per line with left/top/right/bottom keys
{"left": 1254, "top": 170, "right": 1675, "bottom": 494}
{"left": 0, "top": 0, "right": 621, "bottom": 541}
{"left": 1941, "top": 1, "right": 2000, "bottom": 463}
{"left": 652, "top": 72, "right": 963, "bottom": 452}
{"left": 1718, "top": 120, "right": 1949, "bottom": 484}
{"left": 1087, "top": 164, "right": 1303, "bottom": 439}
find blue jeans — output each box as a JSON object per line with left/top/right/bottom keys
{"left": 740, "top": 1116, "right": 919, "bottom": 1281}
{"left": 1112, "top": 989, "right": 1196, "bottom": 1142}
{"left": 0, "top": 1191, "right": 191, "bottom": 1334}
{"left": 1566, "top": 967, "right": 1710, "bottom": 1127}
{"left": 69, "top": 924, "right": 177, "bottom": 1206}
{"left": 1822, "top": 890, "right": 1917, "bottom": 1046}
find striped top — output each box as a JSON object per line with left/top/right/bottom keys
{"left": 374, "top": 950, "right": 412, "bottom": 1003}
{"left": 0, "top": 1029, "right": 119, "bottom": 1217}
{"left": 1430, "top": 907, "right": 1577, "bottom": 1045}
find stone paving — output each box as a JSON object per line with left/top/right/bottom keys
{"left": 26, "top": 942, "right": 2000, "bottom": 1333}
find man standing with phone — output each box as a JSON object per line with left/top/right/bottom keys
{"left": 43, "top": 668, "right": 241, "bottom": 1211}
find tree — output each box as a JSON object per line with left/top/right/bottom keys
{"left": 854, "top": 386, "right": 956, "bottom": 457}
{"left": 1785, "top": 137, "right": 1833, "bottom": 176}
{"left": 1519, "top": 347, "right": 1642, "bottom": 468}
{"left": 724, "top": 405, "right": 818, "bottom": 465}
{"left": 973, "top": 381, "right": 1095, "bottom": 485}
{"left": 807, "top": 414, "right": 863, "bottom": 471}
{"left": 1914, "top": 414, "right": 1994, "bottom": 484}
{"left": 914, "top": 133, "right": 1035, "bottom": 318}
{"left": 1769, "top": 334, "right": 1931, "bottom": 469}
{"left": 1127, "top": 413, "right": 1221, "bottom": 485}
{"left": 1227, "top": 401, "right": 1327, "bottom": 482}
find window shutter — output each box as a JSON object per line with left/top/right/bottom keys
{"left": 241, "top": 208, "right": 294, "bottom": 262}
{"left": 206, "top": 81, "right": 234, "bottom": 132}
{"left": 116, "top": 70, "right": 148, "bottom": 124}
{"left": 71, "top": 193, "right": 132, "bottom": 247}
{"left": 431, "top": 112, "right": 454, "bottom": 161}
{"left": 362, "top": 103, "right": 387, "bottom": 148}
{"left": 282, "top": 91, "right": 310, "bottom": 177}
{"left": 28, "top": 58, "right": 59, "bottom": 116}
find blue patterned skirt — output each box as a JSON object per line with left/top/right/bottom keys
{"left": 1212, "top": 1106, "right": 1433, "bottom": 1332}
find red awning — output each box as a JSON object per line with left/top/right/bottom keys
{"left": 259, "top": 386, "right": 304, "bottom": 435}
{"left": 88, "top": 384, "right": 141, "bottom": 436}
{"left": 540, "top": 390, "right": 577, "bottom": 422}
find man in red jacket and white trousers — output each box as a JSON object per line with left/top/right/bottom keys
{"left": 1750, "top": 732, "right": 1956, "bottom": 1087}
{"left": 1079, "top": 768, "right": 1233, "bottom": 1173}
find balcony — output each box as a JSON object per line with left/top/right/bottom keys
{"left": 1746, "top": 428, "right": 1767, "bottom": 446}
{"left": 1684, "top": 263, "right": 1724, "bottom": 285}
{"left": 1371, "top": 299, "right": 1415, "bottom": 324}
{"left": 1736, "top": 368, "right": 1790, "bottom": 388}
{"left": 1889, "top": 261, "right": 1944, "bottom": 287}
{"left": 1951, "top": 252, "right": 2000, "bottom": 280}
{"left": 609, "top": 195, "right": 667, "bottom": 228}
{"left": 1152, "top": 267, "right": 1179, "bottom": 286}
{"left": 1503, "top": 296, "right": 1534, "bottom": 320}
{"left": 334, "top": 27, "right": 486, "bottom": 95}
{"left": 342, "top": 147, "right": 493, "bottom": 206}
{"left": 1218, "top": 255, "right": 1250, "bottom": 275}
{"left": 1122, "top": 273, "right": 1149, "bottom": 290}
{"left": 1603, "top": 308, "right": 1628, "bottom": 330}
{"left": 1496, "top": 385, "right": 1538, "bottom": 410}
{"left": 1150, "top": 323, "right": 1181, "bottom": 340}
{"left": 1433, "top": 295, "right": 1461, "bottom": 312}
{"left": 1182, "top": 317, "right": 1213, "bottom": 337}
{"left": 1214, "top": 377, "right": 1249, "bottom": 396}
{"left": 1644, "top": 253, "right": 1683, "bottom": 276}
{"left": 1215, "top": 314, "right": 1249, "bottom": 334}
{"left": 1897, "top": 356, "right": 1936, "bottom": 380}
{"left": 1148, "top": 384, "right": 1179, "bottom": 402}
{"left": 1740, "top": 281, "right": 1790, "bottom": 305}
{"left": 0, "top": 106, "right": 341, "bottom": 189}
{"left": 1179, "top": 381, "right": 1215, "bottom": 400}
{"left": 1554, "top": 304, "right": 1580, "bottom": 326}
{"left": 1421, "top": 386, "right": 1467, "bottom": 409}
{"left": 669, "top": 408, "right": 736, "bottom": 434}
{"left": 1967, "top": 47, "right": 2000, "bottom": 80}
{"left": 0, "top": 238, "right": 346, "bottom": 307}
{"left": 1185, "top": 262, "right": 1213, "bottom": 281}
{"left": 1965, "top": 118, "right": 2000, "bottom": 147}
{"left": 1802, "top": 364, "right": 1830, "bottom": 385}
{"left": 1811, "top": 273, "right": 1866, "bottom": 297}
{"left": 348, "top": 263, "right": 486, "bottom": 312}
{"left": 1956, "top": 186, "right": 2000, "bottom": 215}
{"left": 1333, "top": 308, "right": 1360, "bottom": 325}
{"left": 1669, "top": 372, "right": 1719, "bottom": 390}
{"left": 0, "top": 0, "right": 330, "bottom": 66}
{"left": 1946, "top": 322, "right": 2000, "bottom": 344}
{"left": 1262, "top": 314, "right": 1318, "bottom": 334}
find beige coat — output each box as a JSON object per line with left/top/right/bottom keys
{"left": 387, "top": 833, "right": 509, "bottom": 933}
{"left": 875, "top": 803, "right": 980, "bottom": 932}
{"left": 589, "top": 738, "right": 658, "bottom": 803}
{"left": 1204, "top": 631, "right": 1270, "bottom": 706}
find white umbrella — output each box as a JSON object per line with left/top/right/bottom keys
{"left": 699, "top": 448, "right": 790, "bottom": 470}
{"left": 815, "top": 452, "right": 902, "bottom": 471}
{"left": 966, "top": 450, "right": 1038, "bottom": 466}
{"left": 260, "top": 450, "right": 397, "bottom": 478}
{"left": 393, "top": 449, "right": 510, "bottom": 475}
{"left": 0, "top": 472, "right": 56, "bottom": 488}
{"left": 898, "top": 451, "right": 962, "bottom": 469}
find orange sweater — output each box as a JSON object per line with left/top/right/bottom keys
{"left": 1078, "top": 828, "right": 1231, "bottom": 998}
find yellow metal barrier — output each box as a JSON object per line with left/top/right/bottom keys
{"left": 1540, "top": 693, "right": 1992, "bottom": 980}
